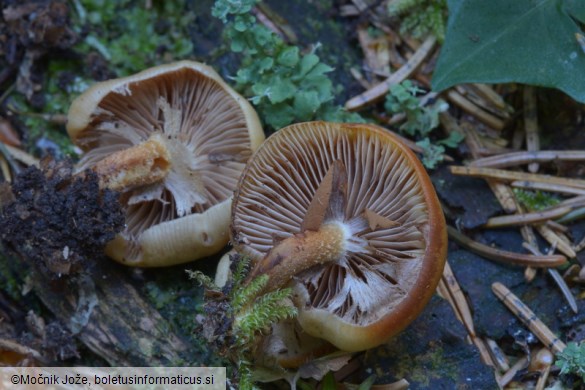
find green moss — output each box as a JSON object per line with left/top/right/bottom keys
{"left": 388, "top": 0, "right": 448, "bottom": 43}
{"left": 74, "top": 0, "right": 195, "bottom": 77}
{"left": 393, "top": 343, "right": 458, "bottom": 386}
{"left": 556, "top": 341, "right": 585, "bottom": 382}
{"left": 513, "top": 189, "right": 561, "bottom": 212}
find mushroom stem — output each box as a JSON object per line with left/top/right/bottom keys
{"left": 246, "top": 160, "right": 352, "bottom": 292}
{"left": 93, "top": 133, "right": 171, "bottom": 191}
{"left": 247, "top": 222, "right": 347, "bottom": 293}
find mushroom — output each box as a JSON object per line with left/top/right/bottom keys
{"left": 67, "top": 61, "right": 264, "bottom": 266}
{"left": 231, "top": 121, "right": 447, "bottom": 352}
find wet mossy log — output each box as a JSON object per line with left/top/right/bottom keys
{"left": 31, "top": 262, "right": 189, "bottom": 366}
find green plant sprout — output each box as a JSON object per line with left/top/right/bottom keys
{"left": 212, "top": 0, "right": 362, "bottom": 130}
{"left": 384, "top": 80, "right": 462, "bottom": 168}
{"left": 187, "top": 255, "right": 297, "bottom": 389}
{"left": 388, "top": 0, "right": 448, "bottom": 43}
{"left": 555, "top": 342, "right": 585, "bottom": 382}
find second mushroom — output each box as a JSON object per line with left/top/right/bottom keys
{"left": 67, "top": 61, "right": 264, "bottom": 267}
{"left": 231, "top": 121, "right": 447, "bottom": 352}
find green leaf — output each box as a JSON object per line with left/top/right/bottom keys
{"left": 252, "top": 25, "right": 275, "bottom": 48}
{"left": 416, "top": 138, "right": 446, "bottom": 169}
{"left": 301, "top": 76, "right": 333, "bottom": 102}
{"left": 263, "top": 102, "right": 295, "bottom": 129}
{"left": 268, "top": 78, "right": 297, "bottom": 103}
{"left": 432, "top": 0, "right": 585, "bottom": 103}
{"left": 277, "top": 46, "right": 300, "bottom": 67}
{"left": 293, "top": 91, "right": 320, "bottom": 119}
{"left": 297, "top": 53, "right": 321, "bottom": 77}
{"left": 258, "top": 57, "right": 274, "bottom": 73}
{"left": 321, "top": 372, "right": 337, "bottom": 390}
{"left": 251, "top": 82, "right": 270, "bottom": 99}
{"left": 438, "top": 131, "right": 465, "bottom": 148}
{"left": 564, "top": 0, "right": 585, "bottom": 22}
{"left": 234, "top": 19, "right": 248, "bottom": 32}
{"left": 230, "top": 35, "right": 246, "bottom": 52}
{"left": 357, "top": 374, "right": 377, "bottom": 390}
{"left": 305, "top": 62, "right": 334, "bottom": 78}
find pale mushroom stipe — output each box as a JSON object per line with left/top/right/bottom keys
{"left": 231, "top": 122, "right": 447, "bottom": 352}
{"left": 67, "top": 61, "right": 264, "bottom": 267}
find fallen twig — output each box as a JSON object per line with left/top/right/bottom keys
{"left": 448, "top": 226, "right": 567, "bottom": 267}
{"left": 469, "top": 150, "right": 585, "bottom": 169}
{"left": 535, "top": 225, "right": 576, "bottom": 258}
{"left": 485, "top": 338, "right": 510, "bottom": 373}
{"left": 484, "top": 206, "right": 573, "bottom": 228}
{"left": 491, "top": 282, "right": 566, "bottom": 354}
{"left": 450, "top": 166, "right": 585, "bottom": 190}
{"left": 523, "top": 86, "right": 540, "bottom": 173}
{"left": 345, "top": 36, "right": 437, "bottom": 111}
{"left": 548, "top": 269, "right": 578, "bottom": 314}
{"left": 510, "top": 180, "right": 585, "bottom": 196}
{"left": 445, "top": 89, "right": 505, "bottom": 130}
{"left": 438, "top": 262, "right": 496, "bottom": 367}
{"left": 523, "top": 243, "right": 579, "bottom": 313}
{"left": 471, "top": 83, "right": 512, "bottom": 113}
{"left": 497, "top": 355, "right": 528, "bottom": 388}
{"left": 454, "top": 84, "right": 511, "bottom": 120}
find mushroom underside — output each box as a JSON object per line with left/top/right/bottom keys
{"left": 72, "top": 67, "right": 256, "bottom": 257}
{"left": 233, "top": 123, "right": 431, "bottom": 326}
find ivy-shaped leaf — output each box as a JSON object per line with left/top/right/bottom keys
{"left": 432, "top": 0, "right": 585, "bottom": 103}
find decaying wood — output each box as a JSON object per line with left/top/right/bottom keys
{"left": 32, "top": 261, "right": 189, "bottom": 366}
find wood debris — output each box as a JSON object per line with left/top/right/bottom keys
{"left": 491, "top": 282, "right": 566, "bottom": 354}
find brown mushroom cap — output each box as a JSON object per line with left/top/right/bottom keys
{"left": 231, "top": 121, "right": 447, "bottom": 352}
{"left": 67, "top": 61, "right": 264, "bottom": 266}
